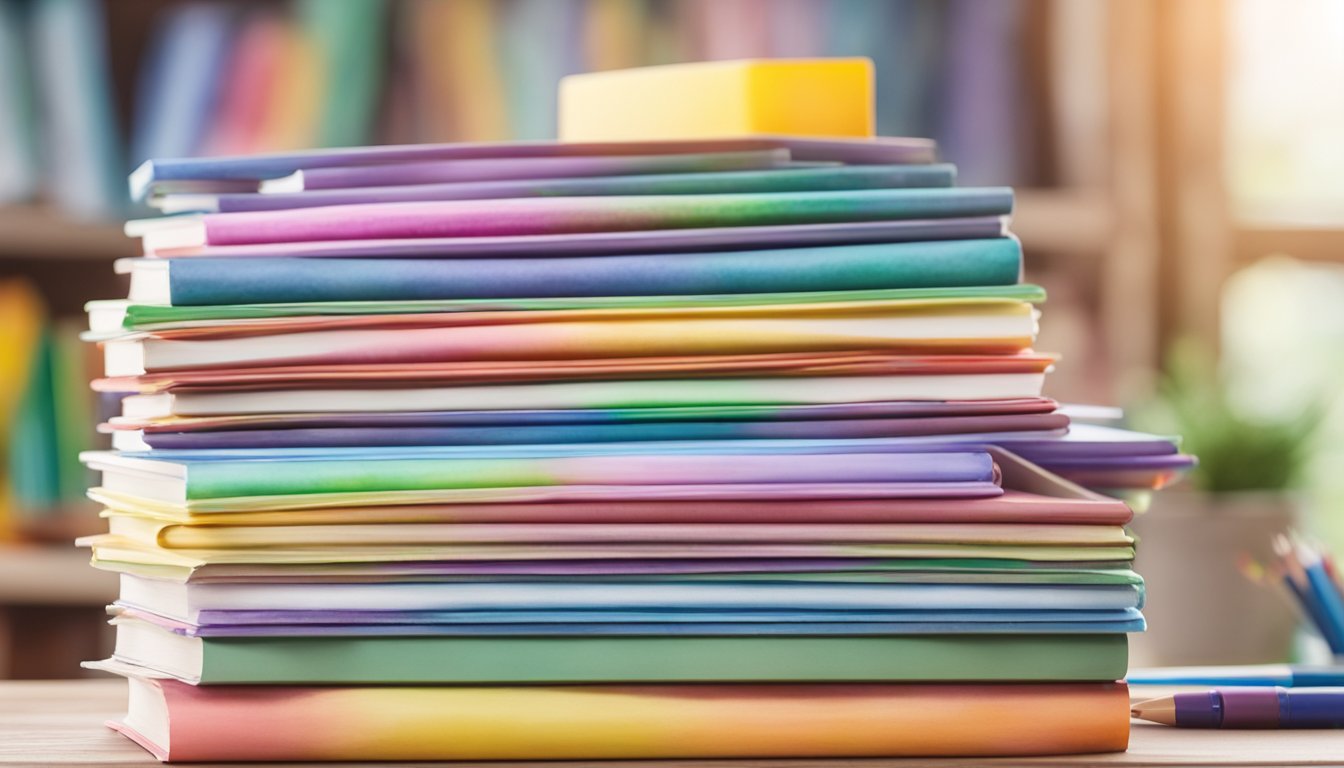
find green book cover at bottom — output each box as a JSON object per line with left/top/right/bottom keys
{"left": 110, "top": 621, "right": 1127, "bottom": 685}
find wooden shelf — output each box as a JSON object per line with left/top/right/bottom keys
{"left": 1234, "top": 225, "right": 1344, "bottom": 265}
{"left": 0, "top": 206, "right": 135, "bottom": 261}
{"left": 0, "top": 193, "right": 1119, "bottom": 262}
{"left": 0, "top": 545, "right": 116, "bottom": 606}
{"left": 1013, "top": 189, "right": 1114, "bottom": 257}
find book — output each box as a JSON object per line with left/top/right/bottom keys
{"left": 84, "top": 537, "right": 1134, "bottom": 572}
{"left": 112, "top": 373, "right": 1048, "bottom": 420}
{"left": 121, "top": 239, "right": 1023, "bottom": 305}
{"left": 199, "top": 11, "right": 287, "bottom": 156}
{"left": 89, "top": 482, "right": 1018, "bottom": 519}
{"left": 130, "top": 188, "right": 1014, "bottom": 250}
{"left": 30, "top": 0, "right": 123, "bottom": 218}
{"left": 156, "top": 163, "right": 962, "bottom": 214}
{"left": 92, "top": 503, "right": 1134, "bottom": 538}
{"left": 104, "top": 395, "right": 1063, "bottom": 431}
{"left": 97, "top": 556, "right": 1143, "bottom": 587}
{"left": 94, "top": 620, "right": 1128, "bottom": 684}
{"left": 88, "top": 459, "right": 1130, "bottom": 526}
{"left": 115, "top": 605, "right": 1147, "bottom": 637}
{"left": 113, "top": 411, "right": 1069, "bottom": 450}
{"left": 94, "top": 293, "right": 1037, "bottom": 339}
{"left": 113, "top": 574, "right": 1141, "bottom": 623}
{"left": 138, "top": 217, "right": 1007, "bottom": 258}
{"left": 99, "top": 673, "right": 1131, "bottom": 760}
{"left": 301, "top": 0, "right": 386, "bottom": 149}
{"left": 87, "top": 284, "right": 1046, "bottom": 335}
{"left": 0, "top": 0, "right": 38, "bottom": 204}
{"left": 130, "top": 3, "right": 235, "bottom": 164}
{"left": 98, "top": 354, "right": 1056, "bottom": 401}
{"left": 107, "top": 515, "right": 1133, "bottom": 552}
{"left": 128, "top": 135, "right": 938, "bottom": 201}
{"left": 81, "top": 449, "right": 998, "bottom": 503}
{"left": 100, "top": 312, "right": 1039, "bottom": 375}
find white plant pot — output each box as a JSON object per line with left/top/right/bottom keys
{"left": 1129, "top": 490, "right": 1300, "bottom": 667}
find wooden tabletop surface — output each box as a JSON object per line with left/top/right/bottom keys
{"left": 0, "top": 680, "right": 1340, "bottom": 767}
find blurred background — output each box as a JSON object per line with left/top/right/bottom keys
{"left": 1, "top": 0, "right": 1342, "bottom": 676}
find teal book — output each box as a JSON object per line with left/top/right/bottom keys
{"left": 8, "top": 326, "right": 60, "bottom": 515}
{"left": 300, "top": 0, "right": 386, "bottom": 148}
{"left": 126, "top": 239, "right": 1023, "bottom": 306}
{"left": 0, "top": 0, "right": 38, "bottom": 203}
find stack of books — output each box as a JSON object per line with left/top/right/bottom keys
{"left": 79, "top": 61, "right": 1191, "bottom": 761}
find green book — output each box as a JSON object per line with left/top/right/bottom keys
{"left": 108, "top": 618, "right": 1127, "bottom": 684}
{"left": 87, "top": 284, "right": 1048, "bottom": 335}
{"left": 300, "top": 0, "right": 386, "bottom": 148}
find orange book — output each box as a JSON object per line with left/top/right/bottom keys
{"left": 105, "top": 674, "right": 1130, "bottom": 761}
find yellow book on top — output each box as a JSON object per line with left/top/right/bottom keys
{"left": 558, "top": 58, "right": 874, "bottom": 142}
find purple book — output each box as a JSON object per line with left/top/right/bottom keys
{"left": 138, "top": 188, "right": 1013, "bottom": 250}
{"left": 174, "top": 164, "right": 959, "bottom": 214}
{"left": 130, "top": 135, "right": 938, "bottom": 200}
{"left": 147, "top": 217, "right": 1007, "bottom": 259}
{"left": 137, "top": 413, "right": 1071, "bottom": 450}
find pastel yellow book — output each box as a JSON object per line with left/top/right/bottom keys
{"left": 559, "top": 59, "right": 874, "bottom": 142}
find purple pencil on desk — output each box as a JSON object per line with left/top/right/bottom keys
{"left": 1132, "top": 688, "right": 1344, "bottom": 729}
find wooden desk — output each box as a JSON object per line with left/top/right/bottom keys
{"left": 1, "top": 680, "right": 1340, "bottom": 767}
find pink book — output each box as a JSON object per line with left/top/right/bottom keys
{"left": 130, "top": 187, "right": 1013, "bottom": 249}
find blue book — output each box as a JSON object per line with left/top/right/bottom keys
{"left": 30, "top": 0, "right": 123, "bottom": 217}
{"left": 127, "top": 239, "right": 1022, "bottom": 306}
{"left": 131, "top": 4, "right": 235, "bottom": 165}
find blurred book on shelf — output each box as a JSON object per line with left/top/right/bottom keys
{"left": 0, "top": 280, "right": 102, "bottom": 542}
{"left": 0, "top": 0, "right": 1078, "bottom": 224}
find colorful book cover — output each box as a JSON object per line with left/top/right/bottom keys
{"left": 139, "top": 217, "right": 1006, "bottom": 259}
{"left": 83, "top": 449, "right": 999, "bottom": 500}
{"left": 139, "top": 188, "right": 1013, "bottom": 249}
{"left": 105, "top": 396, "right": 1062, "bottom": 432}
{"left": 168, "top": 163, "right": 960, "bottom": 213}
{"left": 121, "top": 411, "right": 1068, "bottom": 450}
{"left": 89, "top": 284, "right": 1046, "bottom": 335}
{"left": 97, "top": 671, "right": 1131, "bottom": 760}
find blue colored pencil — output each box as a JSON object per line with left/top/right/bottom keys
{"left": 1276, "top": 534, "right": 1344, "bottom": 654}
{"left": 1295, "top": 536, "right": 1344, "bottom": 655}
